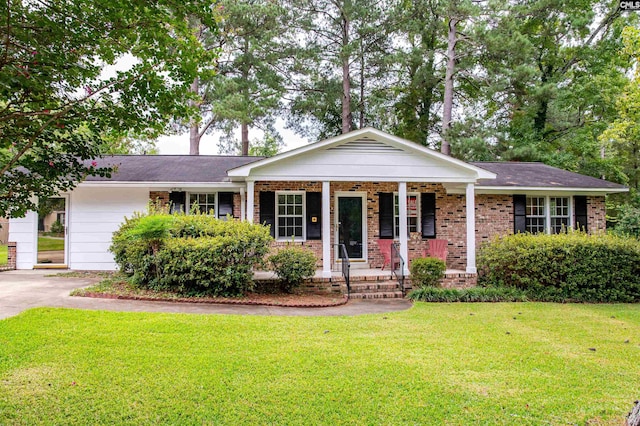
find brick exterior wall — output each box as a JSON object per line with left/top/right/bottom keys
{"left": 6, "top": 242, "right": 16, "bottom": 270}
{"left": 253, "top": 181, "right": 469, "bottom": 270}
{"left": 149, "top": 191, "right": 169, "bottom": 209}
{"left": 587, "top": 196, "right": 606, "bottom": 233}
{"left": 475, "top": 194, "right": 514, "bottom": 249}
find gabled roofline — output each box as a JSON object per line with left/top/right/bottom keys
{"left": 227, "top": 127, "right": 497, "bottom": 180}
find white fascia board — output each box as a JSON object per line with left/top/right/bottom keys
{"left": 447, "top": 185, "right": 629, "bottom": 195}
{"left": 244, "top": 176, "right": 479, "bottom": 183}
{"left": 228, "top": 127, "right": 497, "bottom": 180}
{"left": 78, "top": 181, "right": 246, "bottom": 189}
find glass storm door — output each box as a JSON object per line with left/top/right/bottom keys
{"left": 37, "top": 197, "right": 67, "bottom": 265}
{"left": 337, "top": 196, "right": 364, "bottom": 259}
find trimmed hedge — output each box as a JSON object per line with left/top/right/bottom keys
{"left": 110, "top": 210, "right": 273, "bottom": 296}
{"left": 410, "top": 257, "right": 446, "bottom": 288}
{"left": 477, "top": 232, "right": 640, "bottom": 302}
{"left": 409, "top": 286, "right": 528, "bottom": 302}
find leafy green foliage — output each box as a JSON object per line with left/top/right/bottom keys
{"left": 611, "top": 203, "right": 640, "bottom": 238}
{"left": 409, "top": 286, "right": 528, "bottom": 302}
{"left": 268, "top": 247, "right": 317, "bottom": 292}
{"left": 1, "top": 0, "right": 217, "bottom": 218}
{"left": 49, "top": 221, "right": 64, "bottom": 235}
{"left": 478, "top": 232, "right": 640, "bottom": 302}
{"left": 110, "top": 210, "right": 273, "bottom": 296}
{"left": 410, "top": 257, "right": 446, "bottom": 288}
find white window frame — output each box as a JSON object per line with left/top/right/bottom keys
{"left": 549, "top": 196, "right": 571, "bottom": 234}
{"left": 525, "top": 195, "right": 573, "bottom": 234}
{"left": 275, "top": 191, "right": 306, "bottom": 241}
{"left": 188, "top": 192, "right": 217, "bottom": 215}
{"left": 525, "top": 196, "right": 546, "bottom": 234}
{"left": 394, "top": 193, "right": 420, "bottom": 238}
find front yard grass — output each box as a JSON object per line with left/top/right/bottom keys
{"left": 0, "top": 244, "right": 7, "bottom": 265}
{"left": 1, "top": 303, "right": 640, "bottom": 424}
{"left": 37, "top": 236, "right": 64, "bottom": 252}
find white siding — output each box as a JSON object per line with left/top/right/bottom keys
{"left": 249, "top": 143, "right": 478, "bottom": 182}
{"left": 8, "top": 211, "right": 37, "bottom": 269}
{"left": 68, "top": 186, "right": 148, "bottom": 270}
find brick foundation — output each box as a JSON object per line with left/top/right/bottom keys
{"left": 6, "top": 242, "right": 16, "bottom": 270}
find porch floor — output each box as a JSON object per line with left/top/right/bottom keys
{"left": 253, "top": 268, "right": 468, "bottom": 281}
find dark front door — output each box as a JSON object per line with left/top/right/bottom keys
{"left": 338, "top": 196, "right": 363, "bottom": 259}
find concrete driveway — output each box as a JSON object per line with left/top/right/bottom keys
{"left": 0, "top": 270, "right": 412, "bottom": 320}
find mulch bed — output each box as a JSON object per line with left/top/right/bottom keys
{"left": 73, "top": 278, "right": 348, "bottom": 308}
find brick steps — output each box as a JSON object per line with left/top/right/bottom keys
{"left": 346, "top": 278, "right": 405, "bottom": 299}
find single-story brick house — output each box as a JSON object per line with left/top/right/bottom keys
{"left": 8, "top": 128, "right": 628, "bottom": 282}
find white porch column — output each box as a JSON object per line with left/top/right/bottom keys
{"left": 398, "top": 181, "right": 410, "bottom": 275}
{"left": 321, "top": 181, "right": 331, "bottom": 278}
{"left": 240, "top": 187, "right": 246, "bottom": 221}
{"left": 465, "top": 182, "right": 477, "bottom": 273}
{"left": 246, "top": 181, "right": 255, "bottom": 223}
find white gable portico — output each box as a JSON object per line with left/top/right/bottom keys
{"left": 229, "top": 128, "right": 496, "bottom": 278}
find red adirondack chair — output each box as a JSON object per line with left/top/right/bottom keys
{"left": 422, "top": 239, "right": 449, "bottom": 263}
{"left": 377, "top": 239, "right": 400, "bottom": 271}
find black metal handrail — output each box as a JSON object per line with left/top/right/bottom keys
{"left": 338, "top": 243, "right": 351, "bottom": 297}
{"left": 391, "top": 242, "right": 405, "bottom": 295}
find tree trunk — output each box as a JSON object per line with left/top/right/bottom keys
{"left": 442, "top": 16, "right": 458, "bottom": 156}
{"left": 359, "top": 41, "right": 365, "bottom": 129}
{"left": 627, "top": 400, "right": 640, "bottom": 426}
{"left": 189, "top": 77, "right": 200, "bottom": 155}
{"left": 341, "top": 8, "right": 352, "bottom": 134}
{"left": 241, "top": 122, "right": 249, "bottom": 156}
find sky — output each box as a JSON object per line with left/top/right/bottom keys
{"left": 155, "top": 119, "right": 309, "bottom": 155}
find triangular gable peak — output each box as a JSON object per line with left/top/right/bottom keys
{"left": 228, "top": 127, "right": 496, "bottom": 183}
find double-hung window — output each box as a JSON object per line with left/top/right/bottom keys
{"left": 524, "top": 196, "right": 571, "bottom": 234}
{"left": 189, "top": 193, "right": 216, "bottom": 215}
{"left": 525, "top": 197, "right": 546, "bottom": 234}
{"left": 550, "top": 197, "right": 570, "bottom": 234}
{"left": 394, "top": 194, "right": 419, "bottom": 237}
{"left": 276, "top": 192, "right": 304, "bottom": 239}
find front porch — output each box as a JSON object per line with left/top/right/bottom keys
{"left": 253, "top": 268, "right": 478, "bottom": 299}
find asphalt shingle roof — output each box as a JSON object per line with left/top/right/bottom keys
{"left": 82, "top": 156, "right": 626, "bottom": 190}
{"left": 471, "top": 162, "right": 626, "bottom": 189}
{"left": 85, "top": 155, "right": 263, "bottom": 182}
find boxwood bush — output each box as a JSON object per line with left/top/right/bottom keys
{"left": 477, "top": 232, "right": 640, "bottom": 302}
{"left": 410, "top": 257, "right": 446, "bottom": 288}
{"left": 110, "top": 210, "right": 273, "bottom": 296}
{"left": 268, "top": 247, "right": 317, "bottom": 292}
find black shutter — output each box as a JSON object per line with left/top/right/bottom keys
{"left": 379, "top": 193, "right": 394, "bottom": 239}
{"left": 218, "top": 192, "right": 234, "bottom": 219}
{"left": 306, "top": 192, "right": 321, "bottom": 240}
{"left": 421, "top": 193, "right": 436, "bottom": 238}
{"left": 574, "top": 196, "right": 588, "bottom": 232}
{"left": 259, "top": 191, "right": 275, "bottom": 238}
{"left": 169, "top": 191, "right": 186, "bottom": 214}
{"left": 514, "top": 194, "right": 527, "bottom": 233}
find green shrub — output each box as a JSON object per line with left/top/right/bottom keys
{"left": 268, "top": 247, "right": 317, "bottom": 292}
{"left": 110, "top": 209, "right": 273, "bottom": 295}
{"left": 477, "top": 232, "right": 640, "bottom": 302}
{"left": 410, "top": 257, "right": 446, "bottom": 288}
{"left": 409, "top": 286, "right": 528, "bottom": 302}
{"left": 49, "top": 220, "right": 64, "bottom": 235}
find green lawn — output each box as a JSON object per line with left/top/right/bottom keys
{"left": 37, "top": 236, "right": 64, "bottom": 252}
{"left": 0, "top": 244, "right": 6, "bottom": 265}
{"left": 1, "top": 303, "right": 639, "bottom": 424}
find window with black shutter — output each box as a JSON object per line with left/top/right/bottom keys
{"left": 513, "top": 194, "right": 527, "bottom": 233}
{"left": 574, "top": 196, "right": 588, "bottom": 232}
{"left": 169, "top": 191, "right": 186, "bottom": 214}
{"left": 421, "top": 193, "right": 436, "bottom": 238}
{"left": 217, "top": 192, "right": 234, "bottom": 220}
{"left": 306, "top": 192, "right": 321, "bottom": 240}
{"left": 259, "top": 191, "right": 276, "bottom": 237}
{"left": 379, "top": 193, "right": 394, "bottom": 239}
